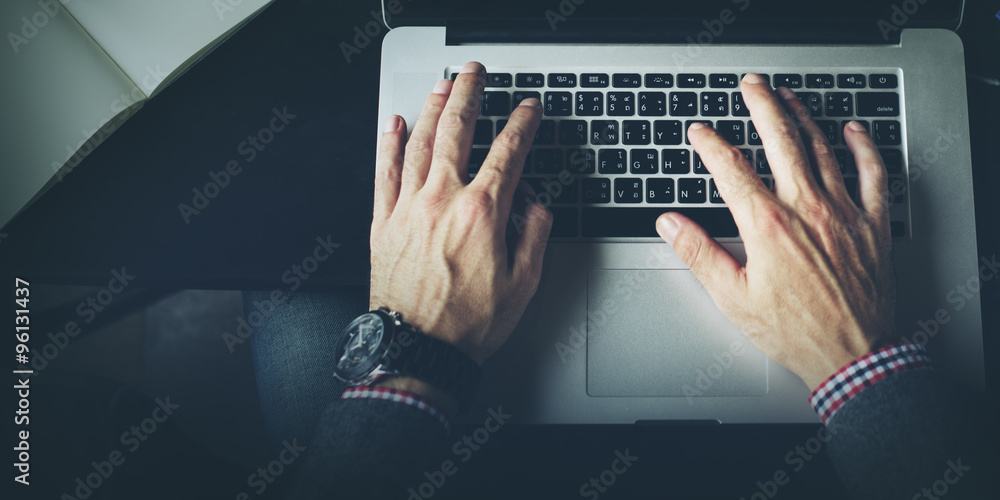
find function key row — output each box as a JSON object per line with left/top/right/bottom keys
{"left": 452, "top": 71, "right": 898, "bottom": 89}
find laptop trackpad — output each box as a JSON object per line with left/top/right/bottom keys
{"left": 586, "top": 269, "right": 768, "bottom": 397}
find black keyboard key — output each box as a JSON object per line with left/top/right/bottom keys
{"left": 816, "top": 120, "right": 838, "bottom": 144}
{"left": 761, "top": 177, "right": 774, "bottom": 190}
{"left": 805, "top": 74, "right": 834, "bottom": 88}
{"left": 525, "top": 177, "right": 578, "bottom": 204}
{"left": 645, "top": 178, "right": 674, "bottom": 203}
{"left": 450, "top": 72, "right": 458, "bottom": 81}
{"left": 568, "top": 148, "right": 596, "bottom": 174}
{"left": 576, "top": 92, "right": 603, "bottom": 116}
{"left": 880, "top": 149, "right": 903, "bottom": 173}
{"left": 732, "top": 92, "right": 749, "bottom": 116}
{"left": 825, "top": 92, "right": 853, "bottom": 117}
{"left": 630, "top": 149, "right": 658, "bottom": 174}
{"left": 548, "top": 73, "right": 577, "bottom": 87}
{"left": 701, "top": 92, "right": 728, "bottom": 116}
{"left": 614, "top": 178, "right": 644, "bottom": 203}
{"left": 888, "top": 177, "right": 907, "bottom": 203}
{"left": 669, "top": 92, "right": 698, "bottom": 116}
{"left": 598, "top": 149, "right": 627, "bottom": 174}
{"left": 872, "top": 120, "right": 901, "bottom": 145}
{"left": 474, "top": 120, "right": 493, "bottom": 145}
{"left": 773, "top": 74, "right": 803, "bottom": 88}
{"left": 469, "top": 148, "right": 489, "bottom": 174}
{"left": 677, "top": 74, "right": 706, "bottom": 88}
{"left": 645, "top": 73, "right": 673, "bottom": 88}
{"left": 796, "top": 92, "right": 823, "bottom": 117}
{"left": 544, "top": 92, "right": 573, "bottom": 116}
{"left": 740, "top": 73, "right": 770, "bottom": 86}
{"left": 607, "top": 92, "right": 635, "bottom": 116}
{"left": 716, "top": 120, "right": 745, "bottom": 145}
{"left": 486, "top": 73, "right": 512, "bottom": 87}
{"left": 685, "top": 120, "right": 712, "bottom": 145}
{"left": 515, "top": 73, "right": 544, "bottom": 87}
{"left": 582, "top": 178, "right": 611, "bottom": 204}
{"left": 581, "top": 73, "right": 610, "bottom": 88}
{"left": 581, "top": 207, "right": 737, "bottom": 237}
{"left": 497, "top": 119, "right": 507, "bottom": 134}
{"left": 653, "top": 120, "right": 683, "bottom": 145}
{"left": 748, "top": 121, "right": 762, "bottom": 145}
{"left": 709, "top": 179, "right": 725, "bottom": 204}
{"left": 678, "top": 178, "right": 707, "bottom": 203}
{"left": 844, "top": 177, "right": 858, "bottom": 201}
{"left": 622, "top": 120, "right": 651, "bottom": 145}
{"left": 661, "top": 149, "right": 690, "bottom": 174}
{"left": 709, "top": 74, "right": 739, "bottom": 88}
{"left": 756, "top": 150, "right": 770, "bottom": 174}
{"left": 834, "top": 149, "right": 851, "bottom": 173}
{"left": 837, "top": 74, "right": 865, "bottom": 88}
{"left": 869, "top": 74, "right": 897, "bottom": 88}
{"left": 533, "top": 149, "right": 563, "bottom": 174}
{"left": 694, "top": 153, "right": 708, "bottom": 174}
{"left": 559, "top": 120, "right": 588, "bottom": 145}
{"left": 481, "top": 91, "right": 510, "bottom": 116}
{"left": 548, "top": 207, "right": 579, "bottom": 237}
{"left": 612, "top": 73, "right": 642, "bottom": 88}
{"left": 891, "top": 221, "right": 905, "bottom": 238}
{"left": 856, "top": 92, "right": 900, "bottom": 116}
{"left": 512, "top": 91, "right": 541, "bottom": 108}
{"left": 591, "top": 120, "right": 619, "bottom": 145}
{"left": 638, "top": 92, "right": 667, "bottom": 116}
{"left": 534, "top": 120, "right": 555, "bottom": 145}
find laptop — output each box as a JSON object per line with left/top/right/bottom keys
{"left": 375, "top": 0, "right": 984, "bottom": 424}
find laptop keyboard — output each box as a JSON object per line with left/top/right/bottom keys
{"left": 449, "top": 68, "right": 908, "bottom": 239}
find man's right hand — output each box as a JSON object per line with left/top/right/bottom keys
{"left": 657, "top": 73, "right": 897, "bottom": 391}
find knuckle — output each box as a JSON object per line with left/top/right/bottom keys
{"left": 756, "top": 205, "right": 790, "bottom": 235}
{"left": 439, "top": 105, "right": 478, "bottom": 131}
{"left": 799, "top": 198, "right": 834, "bottom": 223}
{"left": 717, "top": 147, "right": 745, "bottom": 166}
{"left": 460, "top": 189, "right": 497, "bottom": 219}
{"left": 810, "top": 138, "right": 834, "bottom": 159}
{"left": 492, "top": 130, "right": 526, "bottom": 151}
{"left": 404, "top": 135, "right": 433, "bottom": 156}
{"left": 771, "top": 121, "right": 801, "bottom": 141}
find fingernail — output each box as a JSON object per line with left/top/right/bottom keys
{"left": 848, "top": 121, "right": 867, "bottom": 132}
{"left": 384, "top": 115, "right": 400, "bottom": 132}
{"left": 459, "top": 62, "right": 483, "bottom": 74}
{"left": 432, "top": 79, "right": 451, "bottom": 94}
{"left": 688, "top": 122, "right": 707, "bottom": 131}
{"left": 742, "top": 73, "right": 765, "bottom": 84}
{"left": 777, "top": 87, "right": 796, "bottom": 100}
{"left": 657, "top": 214, "right": 679, "bottom": 244}
{"left": 519, "top": 97, "right": 541, "bottom": 108}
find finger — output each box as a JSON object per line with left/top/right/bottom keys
{"left": 686, "top": 122, "right": 772, "bottom": 238}
{"left": 374, "top": 115, "right": 406, "bottom": 231}
{"left": 511, "top": 202, "right": 553, "bottom": 292}
{"left": 400, "top": 78, "right": 453, "bottom": 194}
{"left": 471, "top": 98, "right": 542, "bottom": 220}
{"left": 426, "top": 61, "right": 487, "bottom": 187}
{"left": 775, "top": 87, "right": 851, "bottom": 208}
{"left": 656, "top": 213, "right": 745, "bottom": 308}
{"left": 844, "top": 121, "right": 890, "bottom": 235}
{"left": 740, "top": 74, "right": 821, "bottom": 202}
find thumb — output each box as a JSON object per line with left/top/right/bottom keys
{"left": 657, "top": 213, "right": 745, "bottom": 306}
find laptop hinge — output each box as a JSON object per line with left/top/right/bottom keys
{"left": 446, "top": 18, "right": 901, "bottom": 45}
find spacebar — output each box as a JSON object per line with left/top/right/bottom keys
{"left": 581, "top": 208, "right": 739, "bottom": 238}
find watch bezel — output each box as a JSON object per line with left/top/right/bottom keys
{"left": 332, "top": 310, "right": 397, "bottom": 385}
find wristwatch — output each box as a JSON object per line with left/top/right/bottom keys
{"left": 332, "top": 307, "right": 482, "bottom": 413}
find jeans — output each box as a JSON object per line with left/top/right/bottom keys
{"left": 242, "top": 286, "right": 368, "bottom": 444}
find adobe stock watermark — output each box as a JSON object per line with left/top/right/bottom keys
{"left": 235, "top": 439, "right": 307, "bottom": 499}
{"left": 898, "top": 254, "right": 998, "bottom": 348}
{"left": 911, "top": 458, "right": 972, "bottom": 499}
{"left": 178, "top": 106, "right": 296, "bottom": 224}
{"left": 222, "top": 235, "right": 340, "bottom": 353}
{"left": 681, "top": 340, "right": 746, "bottom": 404}
{"left": 29, "top": 267, "right": 136, "bottom": 375}
{"left": 406, "top": 406, "right": 512, "bottom": 499}
{"left": 877, "top": 0, "right": 931, "bottom": 41}
{"left": 739, "top": 420, "right": 844, "bottom": 500}
{"left": 213, "top": 0, "right": 251, "bottom": 22}
{"left": 340, "top": 0, "right": 412, "bottom": 63}
{"left": 6, "top": 0, "right": 72, "bottom": 54}
{"left": 59, "top": 397, "right": 180, "bottom": 500}
{"left": 51, "top": 65, "right": 166, "bottom": 182}
{"left": 578, "top": 448, "right": 639, "bottom": 499}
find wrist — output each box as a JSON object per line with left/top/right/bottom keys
{"left": 373, "top": 376, "right": 458, "bottom": 418}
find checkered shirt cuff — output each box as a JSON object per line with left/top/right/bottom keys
{"left": 342, "top": 386, "right": 450, "bottom": 432}
{"left": 809, "top": 343, "right": 933, "bottom": 425}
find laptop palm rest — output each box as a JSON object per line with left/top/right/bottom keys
{"left": 586, "top": 269, "right": 768, "bottom": 398}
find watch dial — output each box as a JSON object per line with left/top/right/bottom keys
{"left": 335, "top": 313, "right": 386, "bottom": 379}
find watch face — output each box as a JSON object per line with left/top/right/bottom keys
{"left": 335, "top": 312, "right": 387, "bottom": 381}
